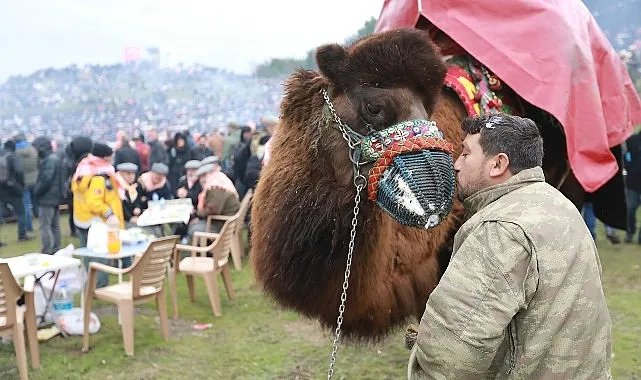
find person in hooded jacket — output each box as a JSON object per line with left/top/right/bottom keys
{"left": 61, "top": 136, "right": 93, "bottom": 237}
{"left": 32, "top": 137, "right": 64, "bottom": 254}
{"left": 113, "top": 135, "right": 141, "bottom": 176}
{"left": 232, "top": 126, "right": 253, "bottom": 198}
{"left": 167, "top": 132, "right": 193, "bottom": 194}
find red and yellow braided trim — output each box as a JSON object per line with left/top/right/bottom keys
{"left": 367, "top": 136, "right": 454, "bottom": 201}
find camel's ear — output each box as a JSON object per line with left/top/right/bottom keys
{"left": 316, "top": 43, "right": 347, "bottom": 84}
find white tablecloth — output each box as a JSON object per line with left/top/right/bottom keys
{"left": 136, "top": 198, "right": 194, "bottom": 226}
{"left": 1, "top": 254, "right": 81, "bottom": 279}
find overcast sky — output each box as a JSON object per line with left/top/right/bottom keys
{"left": 0, "top": 0, "right": 383, "bottom": 82}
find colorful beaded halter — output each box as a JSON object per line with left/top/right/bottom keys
{"left": 359, "top": 120, "right": 445, "bottom": 162}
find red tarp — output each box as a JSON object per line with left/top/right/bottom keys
{"left": 376, "top": 0, "right": 641, "bottom": 192}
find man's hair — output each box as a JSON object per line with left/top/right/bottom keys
{"left": 461, "top": 114, "right": 543, "bottom": 174}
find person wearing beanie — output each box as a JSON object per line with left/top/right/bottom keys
{"left": 0, "top": 140, "right": 32, "bottom": 242}
{"left": 14, "top": 133, "right": 38, "bottom": 231}
{"left": 91, "top": 143, "right": 114, "bottom": 160}
{"left": 71, "top": 143, "right": 124, "bottom": 288}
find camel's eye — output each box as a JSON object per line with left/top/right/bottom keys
{"left": 366, "top": 103, "right": 382, "bottom": 115}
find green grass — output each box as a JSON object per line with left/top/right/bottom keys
{"left": 1, "top": 218, "right": 640, "bottom": 379}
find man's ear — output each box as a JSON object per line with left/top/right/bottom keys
{"left": 489, "top": 153, "right": 510, "bottom": 178}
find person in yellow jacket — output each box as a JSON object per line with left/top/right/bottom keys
{"left": 71, "top": 143, "right": 125, "bottom": 288}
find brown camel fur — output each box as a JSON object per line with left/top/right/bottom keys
{"left": 250, "top": 28, "right": 590, "bottom": 340}
{"left": 250, "top": 29, "right": 467, "bottom": 339}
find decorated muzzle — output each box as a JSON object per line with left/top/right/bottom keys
{"left": 321, "top": 90, "right": 455, "bottom": 230}
{"left": 360, "top": 120, "right": 455, "bottom": 229}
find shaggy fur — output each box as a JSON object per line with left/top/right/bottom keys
{"left": 250, "top": 29, "right": 468, "bottom": 339}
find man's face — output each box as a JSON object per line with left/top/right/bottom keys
{"left": 121, "top": 171, "right": 136, "bottom": 184}
{"left": 186, "top": 168, "right": 197, "bottom": 181}
{"left": 176, "top": 138, "right": 186, "bottom": 148}
{"left": 453, "top": 134, "right": 492, "bottom": 202}
{"left": 151, "top": 172, "right": 165, "bottom": 185}
{"left": 198, "top": 136, "right": 207, "bottom": 147}
{"left": 199, "top": 172, "right": 210, "bottom": 186}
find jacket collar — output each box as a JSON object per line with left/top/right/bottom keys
{"left": 463, "top": 166, "right": 545, "bottom": 216}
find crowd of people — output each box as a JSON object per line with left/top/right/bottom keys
{"left": 0, "top": 21, "right": 639, "bottom": 254}
{"left": 0, "top": 118, "right": 278, "bottom": 264}
{"left": 0, "top": 61, "right": 283, "bottom": 144}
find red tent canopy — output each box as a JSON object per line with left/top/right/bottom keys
{"left": 376, "top": 0, "right": 641, "bottom": 192}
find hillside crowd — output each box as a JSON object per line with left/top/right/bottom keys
{"left": 0, "top": 61, "right": 283, "bottom": 144}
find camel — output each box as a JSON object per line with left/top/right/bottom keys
{"left": 249, "top": 28, "right": 599, "bottom": 340}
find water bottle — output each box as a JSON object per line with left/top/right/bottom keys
{"left": 52, "top": 283, "right": 74, "bottom": 319}
{"left": 159, "top": 197, "right": 166, "bottom": 210}
{"left": 152, "top": 192, "right": 159, "bottom": 207}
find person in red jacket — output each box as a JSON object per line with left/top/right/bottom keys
{"left": 132, "top": 131, "right": 150, "bottom": 172}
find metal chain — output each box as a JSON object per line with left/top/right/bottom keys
{"left": 327, "top": 172, "right": 366, "bottom": 380}
{"left": 322, "top": 87, "right": 367, "bottom": 380}
{"left": 321, "top": 89, "right": 360, "bottom": 150}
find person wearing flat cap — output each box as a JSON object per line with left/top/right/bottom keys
{"left": 71, "top": 142, "right": 124, "bottom": 288}
{"left": 187, "top": 160, "right": 240, "bottom": 238}
{"left": 176, "top": 160, "right": 202, "bottom": 208}
{"left": 115, "top": 163, "right": 144, "bottom": 227}
{"left": 137, "top": 162, "right": 173, "bottom": 209}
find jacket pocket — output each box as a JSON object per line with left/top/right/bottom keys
{"left": 506, "top": 320, "right": 517, "bottom": 375}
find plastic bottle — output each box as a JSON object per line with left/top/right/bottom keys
{"left": 107, "top": 215, "right": 121, "bottom": 254}
{"left": 152, "top": 192, "right": 159, "bottom": 207}
{"left": 52, "top": 283, "right": 73, "bottom": 318}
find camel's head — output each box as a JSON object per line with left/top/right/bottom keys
{"left": 315, "top": 29, "right": 455, "bottom": 229}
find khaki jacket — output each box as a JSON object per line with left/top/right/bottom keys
{"left": 409, "top": 167, "right": 612, "bottom": 379}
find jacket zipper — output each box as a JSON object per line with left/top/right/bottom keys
{"left": 506, "top": 321, "right": 517, "bottom": 375}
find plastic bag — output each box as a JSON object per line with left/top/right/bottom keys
{"left": 39, "top": 244, "right": 86, "bottom": 295}
{"left": 87, "top": 220, "right": 108, "bottom": 253}
{"left": 55, "top": 308, "right": 101, "bottom": 335}
{"left": 32, "top": 244, "right": 85, "bottom": 322}
{"left": 33, "top": 286, "right": 53, "bottom": 323}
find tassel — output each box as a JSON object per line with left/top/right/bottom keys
{"left": 405, "top": 324, "right": 419, "bottom": 350}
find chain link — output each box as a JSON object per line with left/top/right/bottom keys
{"left": 321, "top": 89, "right": 361, "bottom": 150}
{"left": 327, "top": 173, "right": 365, "bottom": 380}
{"left": 322, "top": 87, "right": 366, "bottom": 380}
